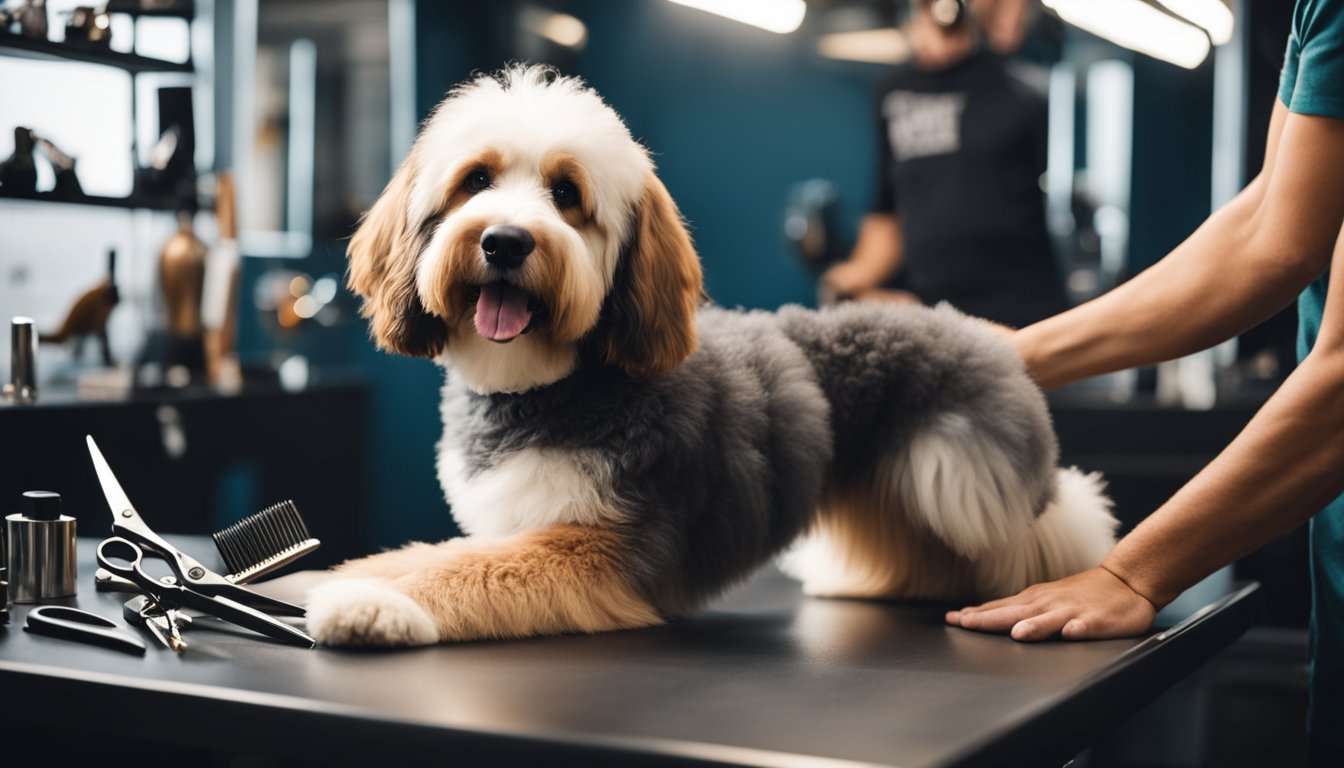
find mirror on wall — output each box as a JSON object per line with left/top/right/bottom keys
{"left": 234, "top": 0, "right": 397, "bottom": 261}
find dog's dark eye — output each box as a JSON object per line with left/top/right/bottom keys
{"left": 551, "top": 180, "right": 580, "bottom": 210}
{"left": 465, "top": 169, "right": 492, "bottom": 193}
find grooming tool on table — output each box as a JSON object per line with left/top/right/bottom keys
{"left": 24, "top": 605, "right": 146, "bottom": 655}
{"left": 213, "top": 500, "right": 320, "bottom": 583}
{"left": 87, "top": 435, "right": 307, "bottom": 617}
{"left": 97, "top": 536, "right": 313, "bottom": 648}
{"left": 87, "top": 436, "right": 311, "bottom": 622}
{"left": 6, "top": 490, "right": 77, "bottom": 602}
{"left": 124, "top": 594, "right": 190, "bottom": 652}
{"left": 95, "top": 499, "right": 320, "bottom": 595}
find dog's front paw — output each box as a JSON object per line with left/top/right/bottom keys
{"left": 305, "top": 578, "right": 439, "bottom": 647}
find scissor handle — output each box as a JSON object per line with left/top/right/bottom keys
{"left": 111, "top": 507, "right": 181, "bottom": 563}
{"left": 96, "top": 537, "right": 174, "bottom": 602}
{"left": 96, "top": 536, "right": 146, "bottom": 574}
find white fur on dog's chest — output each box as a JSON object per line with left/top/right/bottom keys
{"left": 437, "top": 439, "right": 627, "bottom": 539}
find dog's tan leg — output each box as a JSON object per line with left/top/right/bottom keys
{"left": 779, "top": 481, "right": 980, "bottom": 602}
{"left": 328, "top": 540, "right": 465, "bottom": 580}
{"left": 306, "top": 525, "right": 662, "bottom": 647}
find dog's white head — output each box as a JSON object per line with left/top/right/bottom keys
{"left": 348, "top": 65, "right": 703, "bottom": 394}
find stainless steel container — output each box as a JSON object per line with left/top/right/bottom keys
{"left": 6, "top": 491, "right": 77, "bottom": 602}
{"left": 7, "top": 316, "right": 38, "bottom": 404}
{"left": 1, "top": 522, "right": 9, "bottom": 623}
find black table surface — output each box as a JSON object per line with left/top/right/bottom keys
{"left": 0, "top": 537, "right": 1258, "bottom": 768}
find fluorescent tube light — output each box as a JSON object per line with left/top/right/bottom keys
{"left": 816, "top": 28, "right": 911, "bottom": 65}
{"left": 1156, "top": 0, "right": 1234, "bottom": 45}
{"left": 667, "top": 0, "right": 806, "bottom": 34}
{"left": 1045, "top": 0, "right": 1211, "bottom": 69}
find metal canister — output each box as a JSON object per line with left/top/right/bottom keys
{"left": 6, "top": 316, "right": 38, "bottom": 404}
{"left": 6, "top": 491, "right": 77, "bottom": 602}
{"left": 0, "top": 521, "right": 8, "bottom": 623}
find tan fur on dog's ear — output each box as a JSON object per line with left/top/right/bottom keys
{"left": 347, "top": 157, "right": 449, "bottom": 358}
{"left": 601, "top": 173, "right": 704, "bottom": 379}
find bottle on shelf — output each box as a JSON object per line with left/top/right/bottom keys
{"left": 159, "top": 210, "right": 208, "bottom": 381}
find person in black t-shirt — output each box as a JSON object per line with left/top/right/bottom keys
{"left": 821, "top": 0, "right": 1067, "bottom": 329}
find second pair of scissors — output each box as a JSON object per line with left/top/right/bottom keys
{"left": 96, "top": 537, "right": 314, "bottom": 648}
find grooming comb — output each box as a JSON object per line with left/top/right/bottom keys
{"left": 212, "top": 500, "right": 320, "bottom": 584}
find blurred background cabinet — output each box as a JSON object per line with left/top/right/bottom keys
{"left": 0, "top": 380, "right": 368, "bottom": 568}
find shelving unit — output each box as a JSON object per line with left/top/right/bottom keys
{"left": 0, "top": 7, "right": 196, "bottom": 213}
{"left": 0, "top": 31, "right": 191, "bottom": 73}
{"left": 0, "top": 185, "right": 181, "bottom": 210}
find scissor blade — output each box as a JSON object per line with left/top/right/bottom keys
{"left": 199, "top": 582, "right": 307, "bottom": 617}
{"left": 87, "top": 435, "right": 136, "bottom": 519}
{"left": 180, "top": 591, "right": 315, "bottom": 648}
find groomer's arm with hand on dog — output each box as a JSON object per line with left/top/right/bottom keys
{"left": 948, "top": 2, "right": 1344, "bottom": 647}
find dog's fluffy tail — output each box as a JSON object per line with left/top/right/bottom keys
{"left": 970, "top": 467, "right": 1119, "bottom": 598}
{"left": 777, "top": 465, "right": 1118, "bottom": 603}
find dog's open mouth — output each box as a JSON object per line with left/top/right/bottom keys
{"left": 472, "top": 281, "right": 545, "bottom": 343}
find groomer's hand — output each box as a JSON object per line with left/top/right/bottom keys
{"left": 944, "top": 567, "right": 1157, "bottom": 642}
{"left": 821, "top": 261, "right": 876, "bottom": 299}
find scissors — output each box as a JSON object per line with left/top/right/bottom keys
{"left": 96, "top": 536, "right": 314, "bottom": 648}
{"left": 87, "top": 435, "right": 306, "bottom": 618}
{"left": 124, "top": 594, "right": 191, "bottom": 652}
{"left": 25, "top": 605, "right": 146, "bottom": 655}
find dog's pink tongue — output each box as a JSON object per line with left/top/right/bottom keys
{"left": 474, "top": 282, "right": 532, "bottom": 342}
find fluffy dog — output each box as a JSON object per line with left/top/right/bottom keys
{"left": 306, "top": 65, "right": 1117, "bottom": 647}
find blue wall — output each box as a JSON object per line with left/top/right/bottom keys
{"left": 1128, "top": 53, "right": 1214, "bottom": 273}
{"left": 569, "top": 1, "right": 878, "bottom": 309}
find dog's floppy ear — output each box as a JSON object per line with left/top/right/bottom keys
{"left": 601, "top": 173, "right": 704, "bottom": 379}
{"left": 347, "top": 156, "right": 449, "bottom": 358}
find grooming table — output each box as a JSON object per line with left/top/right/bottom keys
{"left": 0, "top": 537, "right": 1257, "bottom": 768}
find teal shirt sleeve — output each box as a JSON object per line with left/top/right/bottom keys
{"left": 1279, "top": 0, "right": 1344, "bottom": 118}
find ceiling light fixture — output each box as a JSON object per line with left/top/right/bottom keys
{"left": 1155, "top": 0, "right": 1234, "bottom": 46}
{"left": 539, "top": 13, "right": 588, "bottom": 49}
{"left": 666, "top": 0, "right": 807, "bottom": 35}
{"left": 816, "top": 28, "right": 911, "bottom": 65}
{"left": 1044, "top": 0, "right": 1212, "bottom": 69}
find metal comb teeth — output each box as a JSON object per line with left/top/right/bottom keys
{"left": 212, "top": 500, "right": 320, "bottom": 584}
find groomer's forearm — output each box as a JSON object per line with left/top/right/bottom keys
{"left": 1017, "top": 180, "right": 1294, "bottom": 389}
{"left": 1019, "top": 105, "right": 1344, "bottom": 390}
{"left": 1101, "top": 346, "right": 1344, "bottom": 608}
{"left": 849, "top": 214, "right": 904, "bottom": 285}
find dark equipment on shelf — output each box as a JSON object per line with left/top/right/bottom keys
{"left": 0, "top": 6, "right": 194, "bottom": 209}
{"left": 0, "top": 126, "right": 38, "bottom": 194}
{"left": 136, "top": 86, "right": 197, "bottom": 208}
{"left": 2, "top": 0, "right": 48, "bottom": 40}
{"left": 63, "top": 5, "right": 111, "bottom": 48}
{"left": 35, "top": 134, "right": 84, "bottom": 196}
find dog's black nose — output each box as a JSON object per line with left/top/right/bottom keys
{"left": 481, "top": 225, "right": 535, "bottom": 270}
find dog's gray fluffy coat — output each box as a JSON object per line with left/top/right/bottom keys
{"left": 442, "top": 301, "right": 1059, "bottom": 615}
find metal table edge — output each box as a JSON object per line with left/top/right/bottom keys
{"left": 0, "top": 658, "right": 898, "bottom": 768}
{"left": 937, "top": 582, "right": 1262, "bottom": 768}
